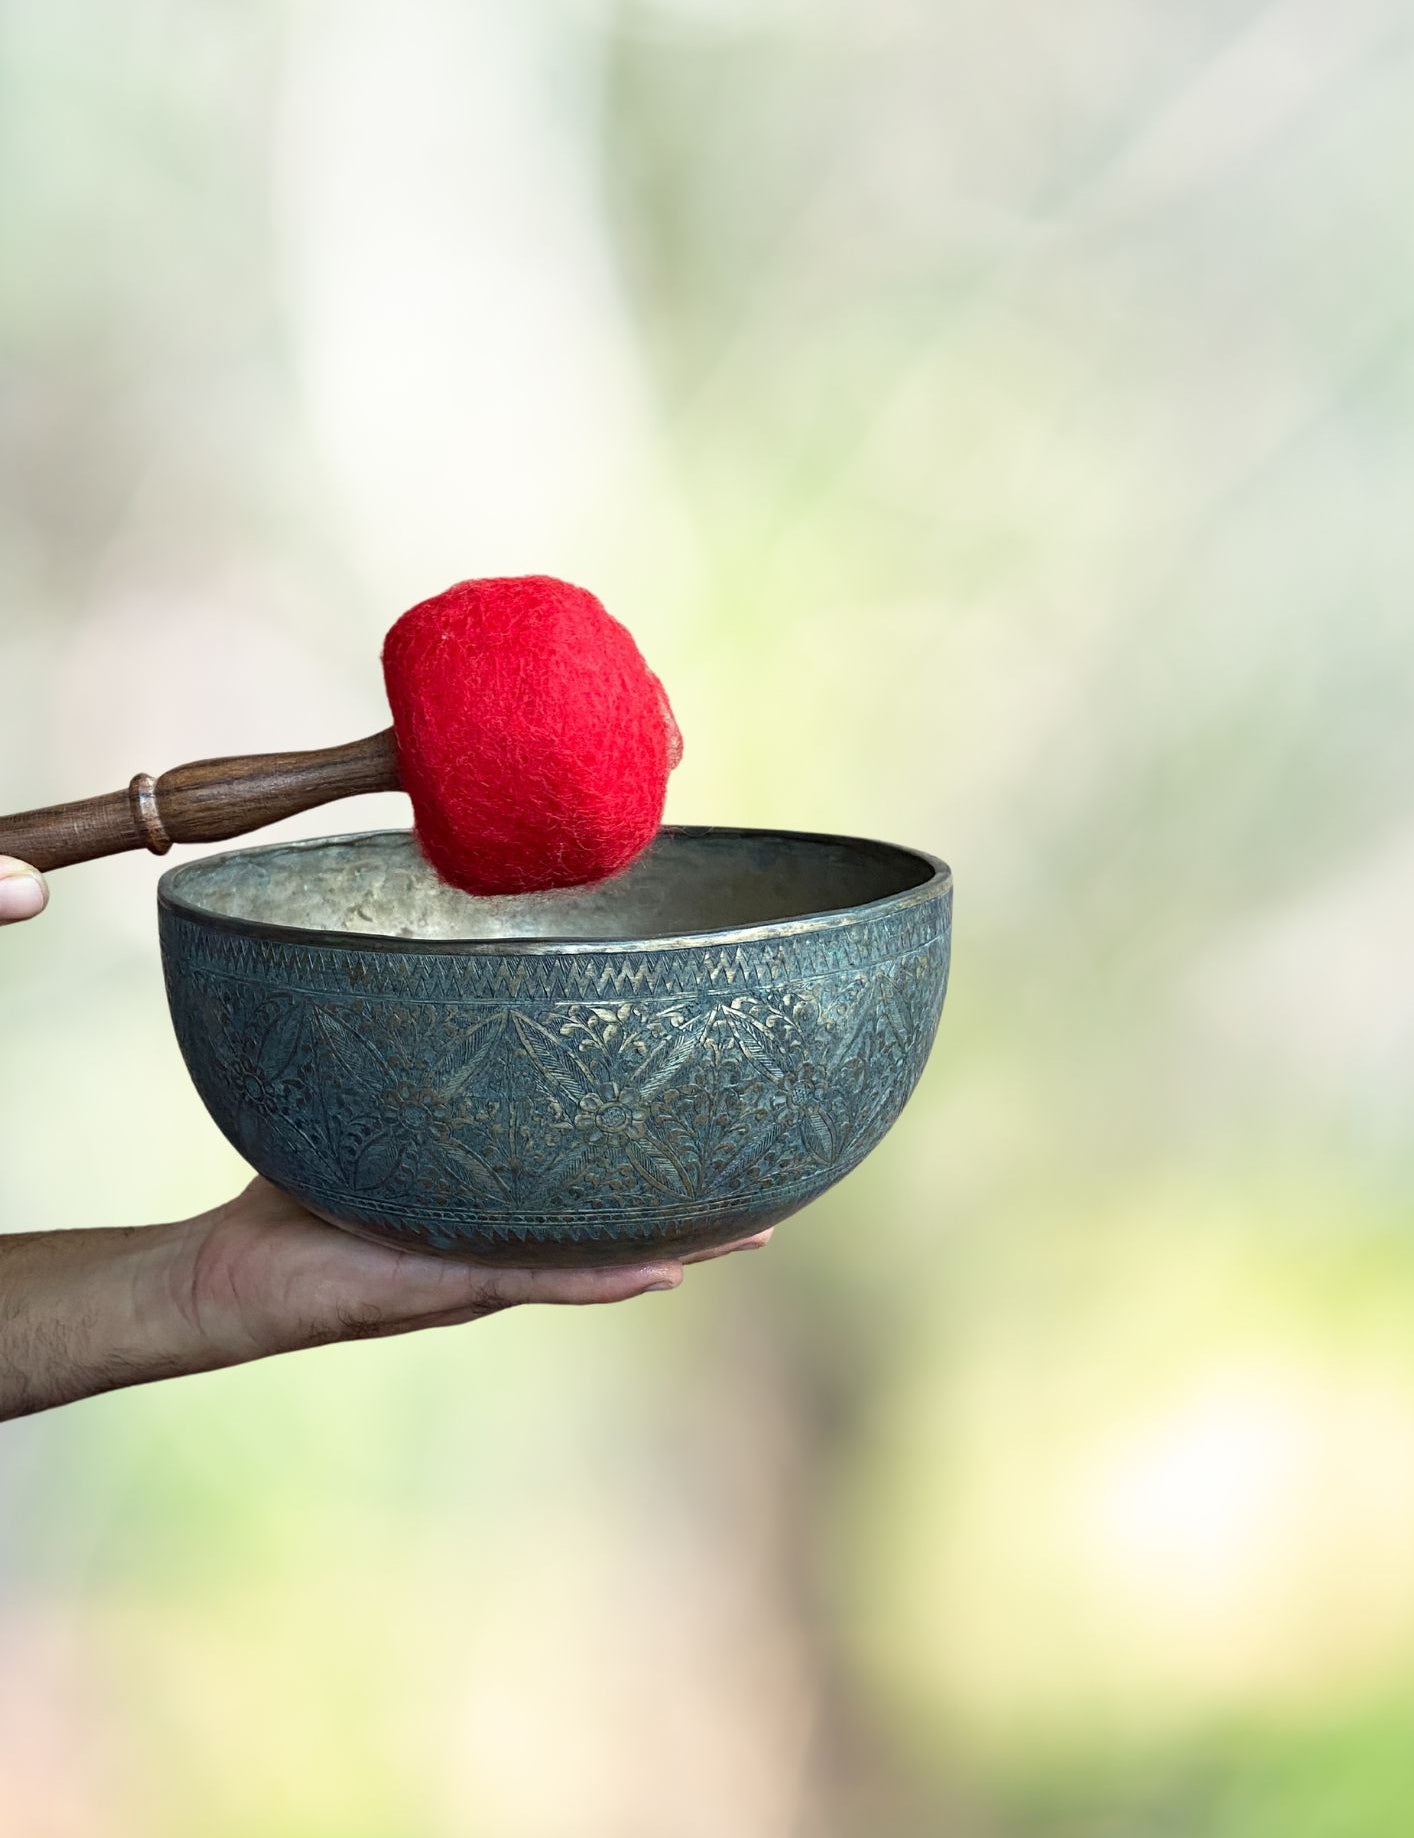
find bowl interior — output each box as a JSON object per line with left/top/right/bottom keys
{"left": 160, "top": 828, "right": 941, "bottom": 944}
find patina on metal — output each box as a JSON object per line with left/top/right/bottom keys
{"left": 158, "top": 827, "right": 952, "bottom": 1266}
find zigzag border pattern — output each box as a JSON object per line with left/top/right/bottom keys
{"left": 159, "top": 894, "right": 950, "bottom": 1004}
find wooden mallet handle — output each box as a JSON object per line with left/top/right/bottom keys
{"left": 0, "top": 729, "right": 401, "bottom": 873}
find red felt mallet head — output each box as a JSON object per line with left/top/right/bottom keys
{"left": 382, "top": 574, "right": 682, "bottom": 897}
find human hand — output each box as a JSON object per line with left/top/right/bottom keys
{"left": 0, "top": 857, "right": 47, "bottom": 925}
{"left": 0, "top": 1178, "right": 771, "bottom": 1421}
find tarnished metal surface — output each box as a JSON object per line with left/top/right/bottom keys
{"left": 159, "top": 828, "right": 951, "bottom": 1265}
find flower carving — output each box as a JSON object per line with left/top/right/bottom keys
{"left": 572, "top": 1084, "right": 650, "bottom": 1144}
{"left": 378, "top": 1079, "right": 446, "bottom": 1143}
{"left": 229, "top": 1049, "right": 281, "bottom": 1117}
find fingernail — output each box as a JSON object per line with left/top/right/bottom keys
{"left": 0, "top": 872, "right": 45, "bottom": 922}
{"left": 645, "top": 1280, "right": 676, "bottom": 1293}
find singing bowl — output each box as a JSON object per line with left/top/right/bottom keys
{"left": 158, "top": 827, "right": 952, "bottom": 1266}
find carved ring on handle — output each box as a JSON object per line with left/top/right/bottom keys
{"left": 128, "top": 773, "right": 172, "bottom": 856}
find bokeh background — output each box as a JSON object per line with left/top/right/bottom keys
{"left": 3, "top": 1, "right": 1414, "bottom": 1832}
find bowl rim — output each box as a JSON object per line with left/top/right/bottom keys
{"left": 157, "top": 825, "right": 951, "bottom": 956}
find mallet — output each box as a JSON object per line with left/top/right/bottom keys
{"left": 0, "top": 575, "right": 681, "bottom": 896}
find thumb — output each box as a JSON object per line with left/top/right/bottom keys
{"left": 0, "top": 858, "right": 48, "bottom": 926}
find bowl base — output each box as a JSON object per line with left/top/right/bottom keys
{"left": 295, "top": 1193, "right": 812, "bottom": 1268}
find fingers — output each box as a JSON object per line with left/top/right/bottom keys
{"left": 361, "top": 1230, "right": 776, "bottom": 1336}
{"left": 433, "top": 1259, "right": 685, "bottom": 1313}
{"left": 0, "top": 858, "right": 47, "bottom": 926}
{"left": 379, "top": 1230, "right": 775, "bottom": 1315}
{"left": 308, "top": 1258, "right": 686, "bottom": 1345}
{"left": 680, "top": 1229, "right": 774, "bottom": 1266}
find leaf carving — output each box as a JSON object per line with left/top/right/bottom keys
{"left": 624, "top": 1137, "right": 692, "bottom": 1198}
{"left": 254, "top": 998, "right": 306, "bottom": 1081}
{"left": 353, "top": 1129, "right": 403, "bottom": 1192}
{"left": 313, "top": 1006, "right": 391, "bottom": 1091}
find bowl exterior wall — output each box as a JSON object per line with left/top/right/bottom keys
{"left": 159, "top": 888, "right": 950, "bottom": 1264}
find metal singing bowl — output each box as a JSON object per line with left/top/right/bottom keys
{"left": 159, "top": 827, "right": 952, "bottom": 1266}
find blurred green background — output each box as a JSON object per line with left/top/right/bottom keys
{"left": 3, "top": 2, "right": 1414, "bottom": 1832}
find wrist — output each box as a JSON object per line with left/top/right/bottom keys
{"left": 0, "top": 1218, "right": 217, "bottom": 1421}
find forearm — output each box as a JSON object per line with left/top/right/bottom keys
{"left": 0, "top": 1221, "right": 210, "bottom": 1421}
